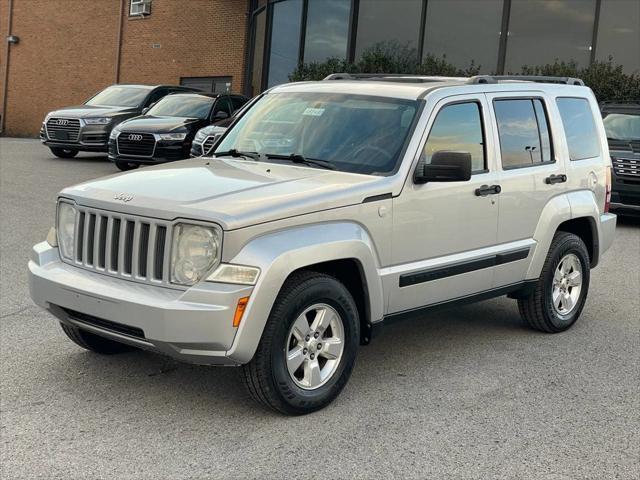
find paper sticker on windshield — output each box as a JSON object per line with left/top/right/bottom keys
{"left": 303, "top": 107, "right": 325, "bottom": 117}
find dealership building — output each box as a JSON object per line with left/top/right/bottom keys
{"left": 1, "top": 0, "right": 638, "bottom": 136}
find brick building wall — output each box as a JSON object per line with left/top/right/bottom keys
{"left": 0, "top": 0, "right": 248, "bottom": 137}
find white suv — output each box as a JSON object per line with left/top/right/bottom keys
{"left": 29, "top": 74, "right": 617, "bottom": 414}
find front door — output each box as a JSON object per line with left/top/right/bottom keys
{"left": 386, "top": 94, "right": 500, "bottom": 314}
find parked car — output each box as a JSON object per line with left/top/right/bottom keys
{"left": 40, "top": 84, "right": 195, "bottom": 158}
{"left": 190, "top": 123, "right": 230, "bottom": 157}
{"left": 109, "top": 93, "right": 249, "bottom": 170}
{"left": 601, "top": 102, "right": 640, "bottom": 213}
{"left": 29, "top": 74, "right": 616, "bottom": 415}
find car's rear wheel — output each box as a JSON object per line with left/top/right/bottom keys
{"left": 60, "top": 322, "right": 134, "bottom": 354}
{"left": 49, "top": 147, "right": 78, "bottom": 158}
{"left": 518, "top": 232, "right": 590, "bottom": 333}
{"left": 242, "top": 271, "right": 360, "bottom": 415}
{"left": 115, "top": 160, "right": 139, "bottom": 171}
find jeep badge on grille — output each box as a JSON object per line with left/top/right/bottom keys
{"left": 113, "top": 193, "right": 134, "bottom": 202}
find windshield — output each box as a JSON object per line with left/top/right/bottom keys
{"left": 147, "top": 95, "right": 214, "bottom": 119}
{"left": 215, "top": 92, "right": 420, "bottom": 175}
{"left": 603, "top": 113, "right": 640, "bottom": 141}
{"left": 85, "top": 86, "right": 150, "bottom": 107}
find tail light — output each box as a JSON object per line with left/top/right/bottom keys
{"left": 604, "top": 166, "right": 612, "bottom": 213}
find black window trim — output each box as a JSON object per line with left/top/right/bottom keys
{"left": 419, "top": 98, "right": 489, "bottom": 176}
{"left": 492, "top": 96, "right": 557, "bottom": 171}
{"left": 556, "top": 95, "right": 602, "bottom": 161}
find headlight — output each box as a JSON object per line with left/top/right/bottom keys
{"left": 109, "top": 126, "right": 121, "bottom": 139}
{"left": 171, "top": 223, "right": 222, "bottom": 286}
{"left": 85, "top": 117, "right": 110, "bottom": 125}
{"left": 159, "top": 132, "right": 187, "bottom": 141}
{"left": 57, "top": 201, "right": 76, "bottom": 259}
{"left": 194, "top": 130, "right": 207, "bottom": 143}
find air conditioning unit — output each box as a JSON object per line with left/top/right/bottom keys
{"left": 130, "top": 0, "right": 151, "bottom": 16}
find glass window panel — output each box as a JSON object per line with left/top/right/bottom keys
{"left": 355, "top": 0, "right": 422, "bottom": 59}
{"left": 422, "top": 0, "right": 503, "bottom": 72}
{"left": 421, "top": 102, "right": 486, "bottom": 172}
{"left": 267, "top": 0, "right": 303, "bottom": 88}
{"left": 603, "top": 113, "right": 640, "bottom": 141}
{"left": 596, "top": 0, "right": 640, "bottom": 74}
{"left": 505, "top": 0, "right": 596, "bottom": 72}
{"left": 304, "top": 0, "right": 351, "bottom": 63}
{"left": 556, "top": 97, "right": 600, "bottom": 160}
{"left": 251, "top": 10, "right": 267, "bottom": 96}
{"left": 494, "top": 99, "right": 546, "bottom": 168}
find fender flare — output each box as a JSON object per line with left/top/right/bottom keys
{"left": 224, "top": 221, "right": 384, "bottom": 364}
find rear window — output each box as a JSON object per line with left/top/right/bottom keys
{"left": 556, "top": 97, "right": 600, "bottom": 160}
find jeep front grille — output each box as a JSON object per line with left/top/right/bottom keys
{"left": 117, "top": 133, "right": 156, "bottom": 157}
{"left": 46, "top": 118, "right": 81, "bottom": 142}
{"left": 612, "top": 157, "right": 640, "bottom": 177}
{"left": 67, "top": 206, "right": 172, "bottom": 287}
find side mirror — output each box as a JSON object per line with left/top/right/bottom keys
{"left": 141, "top": 107, "right": 149, "bottom": 115}
{"left": 213, "top": 110, "right": 230, "bottom": 120}
{"left": 414, "top": 151, "right": 472, "bottom": 184}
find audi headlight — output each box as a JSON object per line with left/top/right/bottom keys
{"left": 194, "top": 130, "right": 207, "bottom": 143}
{"left": 57, "top": 201, "right": 76, "bottom": 259}
{"left": 171, "top": 223, "right": 222, "bottom": 286}
{"left": 85, "top": 117, "right": 110, "bottom": 125}
{"left": 159, "top": 132, "right": 187, "bottom": 141}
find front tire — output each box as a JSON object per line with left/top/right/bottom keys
{"left": 49, "top": 147, "right": 78, "bottom": 158}
{"left": 518, "top": 232, "right": 590, "bottom": 333}
{"left": 115, "top": 160, "right": 139, "bottom": 171}
{"left": 242, "top": 271, "right": 360, "bottom": 415}
{"left": 60, "top": 323, "right": 134, "bottom": 354}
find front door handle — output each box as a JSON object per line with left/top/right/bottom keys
{"left": 545, "top": 174, "right": 567, "bottom": 184}
{"left": 475, "top": 184, "right": 502, "bottom": 196}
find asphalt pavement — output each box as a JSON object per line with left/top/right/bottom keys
{"left": 1, "top": 138, "right": 638, "bottom": 479}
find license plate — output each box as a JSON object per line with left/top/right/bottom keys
{"left": 55, "top": 131, "right": 69, "bottom": 140}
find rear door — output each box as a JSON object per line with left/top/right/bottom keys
{"left": 485, "top": 92, "right": 567, "bottom": 287}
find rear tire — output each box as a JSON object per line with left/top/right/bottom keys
{"left": 60, "top": 322, "right": 134, "bottom": 354}
{"left": 518, "top": 232, "right": 590, "bottom": 333}
{"left": 242, "top": 271, "right": 360, "bottom": 415}
{"left": 115, "top": 160, "right": 138, "bottom": 171}
{"left": 49, "top": 147, "right": 78, "bottom": 158}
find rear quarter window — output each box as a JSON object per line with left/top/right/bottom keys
{"left": 556, "top": 97, "right": 600, "bottom": 160}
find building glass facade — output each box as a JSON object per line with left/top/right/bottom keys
{"left": 247, "top": 0, "right": 639, "bottom": 94}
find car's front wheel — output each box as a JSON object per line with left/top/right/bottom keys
{"left": 60, "top": 323, "right": 134, "bottom": 354}
{"left": 242, "top": 271, "right": 360, "bottom": 415}
{"left": 518, "top": 232, "right": 590, "bottom": 333}
{"left": 49, "top": 147, "right": 78, "bottom": 158}
{"left": 115, "top": 160, "right": 139, "bottom": 171}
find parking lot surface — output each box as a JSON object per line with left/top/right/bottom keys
{"left": 1, "top": 138, "right": 639, "bottom": 479}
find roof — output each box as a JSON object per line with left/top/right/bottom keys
{"left": 270, "top": 74, "right": 589, "bottom": 100}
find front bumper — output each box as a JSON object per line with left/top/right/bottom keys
{"left": 28, "top": 241, "right": 252, "bottom": 365}
{"left": 40, "top": 124, "right": 110, "bottom": 152}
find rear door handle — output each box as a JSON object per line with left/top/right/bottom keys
{"left": 545, "top": 174, "right": 567, "bottom": 184}
{"left": 475, "top": 184, "right": 502, "bottom": 196}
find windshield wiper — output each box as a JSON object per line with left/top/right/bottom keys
{"left": 214, "top": 149, "right": 260, "bottom": 161}
{"left": 265, "top": 153, "right": 335, "bottom": 170}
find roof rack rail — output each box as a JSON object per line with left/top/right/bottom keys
{"left": 468, "top": 75, "right": 585, "bottom": 86}
{"left": 322, "top": 73, "right": 462, "bottom": 83}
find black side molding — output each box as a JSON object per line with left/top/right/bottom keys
{"left": 362, "top": 193, "right": 392, "bottom": 203}
{"left": 399, "top": 247, "right": 530, "bottom": 287}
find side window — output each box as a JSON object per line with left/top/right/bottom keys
{"left": 212, "top": 97, "right": 233, "bottom": 119}
{"left": 421, "top": 102, "right": 486, "bottom": 172}
{"left": 494, "top": 98, "right": 553, "bottom": 168}
{"left": 556, "top": 97, "right": 600, "bottom": 160}
{"left": 230, "top": 96, "right": 248, "bottom": 112}
{"left": 145, "top": 88, "right": 167, "bottom": 107}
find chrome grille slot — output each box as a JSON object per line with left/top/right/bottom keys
{"left": 67, "top": 206, "right": 173, "bottom": 287}
{"left": 46, "top": 117, "right": 81, "bottom": 142}
{"left": 203, "top": 136, "right": 218, "bottom": 155}
{"left": 613, "top": 157, "right": 640, "bottom": 177}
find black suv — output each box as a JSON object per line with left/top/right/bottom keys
{"left": 40, "top": 84, "right": 195, "bottom": 158}
{"left": 601, "top": 102, "right": 640, "bottom": 213}
{"left": 108, "top": 92, "right": 248, "bottom": 170}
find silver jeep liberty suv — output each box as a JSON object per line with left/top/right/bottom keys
{"left": 29, "top": 74, "right": 617, "bottom": 414}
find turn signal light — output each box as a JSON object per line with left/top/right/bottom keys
{"left": 233, "top": 297, "right": 250, "bottom": 327}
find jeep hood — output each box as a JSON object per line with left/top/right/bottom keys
{"left": 60, "top": 158, "right": 386, "bottom": 230}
